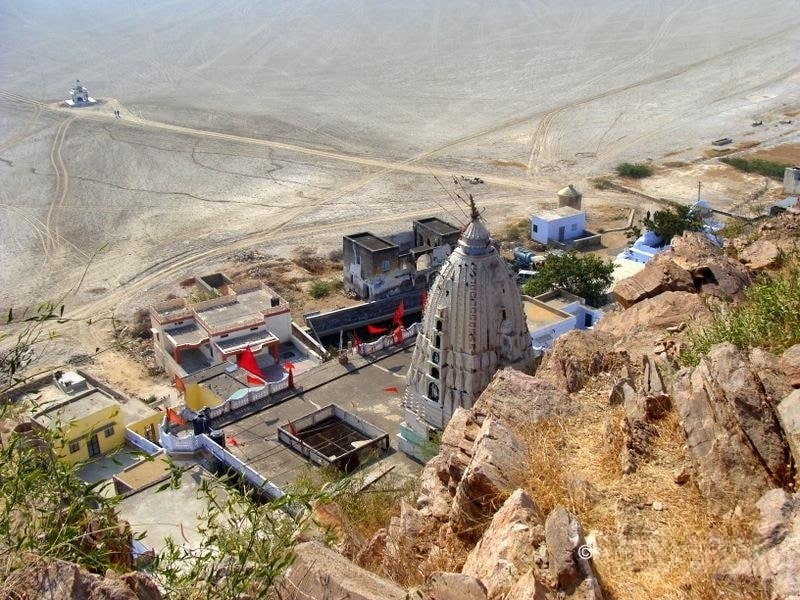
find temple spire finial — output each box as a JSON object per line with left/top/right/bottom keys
{"left": 469, "top": 194, "right": 479, "bottom": 221}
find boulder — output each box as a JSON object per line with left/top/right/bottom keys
{"left": 596, "top": 291, "right": 711, "bottom": 363}
{"left": 544, "top": 507, "right": 603, "bottom": 598}
{"left": 415, "top": 572, "right": 488, "bottom": 600}
{"left": 450, "top": 417, "right": 527, "bottom": 540}
{"left": 537, "top": 330, "right": 622, "bottom": 393}
{"left": 738, "top": 239, "right": 781, "bottom": 271}
{"left": 751, "top": 489, "right": 800, "bottom": 599}
{"left": 462, "top": 489, "right": 546, "bottom": 599}
{"left": 672, "top": 343, "right": 792, "bottom": 512}
{"left": 669, "top": 232, "right": 753, "bottom": 301}
{"left": 612, "top": 255, "right": 695, "bottom": 308}
{"left": 779, "top": 344, "right": 800, "bottom": 388}
{"left": 3, "top": 557, "right": 162, "bottom": 600}
{"left": 279, "top": 541, "right": 406, "bottom": 600}
{"left": 506, "top": 571, "right": 552, "bottom": 600}
{"left": 777, "top": 390, "right": 800, "bottom": 488}
{"left": 608, "top": 379, "right": 636, "bottom": 406}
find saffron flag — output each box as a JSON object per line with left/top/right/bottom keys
{"left": 166, "top": 407, "right": 186, "bottom": 427}
{"left": 383, "top": 386, "right": 399, "bottom": 393}
{"left": 392, "top": 300, "right": 405, "bottom": 328}
{"left": 366, "top": 324, "right": 389, "bottom": 335}
{"left": 238, "top": 347, "right": 266, "bottom": 385}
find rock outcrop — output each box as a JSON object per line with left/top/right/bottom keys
{"left": 1, "top": 557, "right": 162, "bottom": 600}
{"left": 673, "top": 343, "right": 793, "bottom": 512}
{"left": 279, "top": 541, "right": 407, "bottom": 600}
{"left": 536, "top": 330, "right": 622, "bottom": 393}
{"left": 749, "top": 489, "right": 800, "bottom": 599}
{"left": 461, "top": 489, "right": 545, "bottom": 599}
{"left": 414, "top": 572, "right": 488, "bottom": 600}
{"left": 544, "top": 507, "right": 603, "bottom": 599}
{"left": 612, "top": 231, "right": 752, "bottom": 308}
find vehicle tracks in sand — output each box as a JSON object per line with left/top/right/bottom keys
{"left": 44, "top": 116, "right": 76, "bottom": 254}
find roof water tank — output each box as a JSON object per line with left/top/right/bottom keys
{"left": 557, "top": 185, "right": 582, "bottom": 209}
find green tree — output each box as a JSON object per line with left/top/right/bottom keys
{"left": 642, "top": 204, "right": 704, "bottom": 244}
{"left": 522, "top": 250, "right": 614, "bottom": 307}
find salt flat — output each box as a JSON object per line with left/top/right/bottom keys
{"left": 0, "top": 0, "right": 798, "bottom": 337}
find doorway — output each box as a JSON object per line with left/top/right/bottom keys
{"left": 87, "top": 434, "right": 101, "bottom": 458}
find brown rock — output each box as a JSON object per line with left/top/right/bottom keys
{"left": 738, "top": 239, "right": 780, "bottom": 271}
{"left": 279, "top": 541, "right": 406, "bottom": 600}
{"left": 544, "top": 507, "right": 603, "bottom": 598}
{"left": 750, "top": 489, "right": 800, "bottom": 599}
{"left": 779, "top": 344, "right": 800, "bottom": 388}
{"left": 450, "top": 417, "right": 526, "bottom": 540}
{"left": 462, "top": 489, "right": 545, "bottom": 599}
{"left": 612, "top": 256, "right": 694, "bottom": 308}
{"left": 506, "top": 571, "right": 553, "bottom": 599}
{"left": 608, "top": 379, "right": 636, "bottom": 406}
{"left": 777, "top": 390, "right": 800, "bottom": 489}
{"left": 537, "top": 330, "right": 621, "bottom": 393}
{"left": 669, "top": 232, "right": 753, "bottom": 301}
{"left": 475, "top": 368, "right": 578, "bottom": 423}
{"left": 416, "top": 572, "right": 488, "bottom": 600}
{"left": 672, "top": 343, "right": 793, "bottom": 512}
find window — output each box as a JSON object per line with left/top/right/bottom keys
{"left": 571, "top": 223, "right": 578, "bottom": 231}
{"left": 428, "top": 381, "right": 440, "bottom": 402}
{"left": 69, "top": 440, "right": 80, "bottom": 454}
{"left": 103, "top": 425, "right": 115, "bottom": 438}
{"left": 381, "top": 259, "right": 390, "bottom": 272}
{"left": 533, "top": 224, "right": 538, "bottom": 233}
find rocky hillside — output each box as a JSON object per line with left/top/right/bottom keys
{"left": 301, "top": 219, "right": 800, "bottom": 599}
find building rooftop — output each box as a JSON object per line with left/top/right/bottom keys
{"left": 414, "top": 217, "right": 461, "bottom": 237}
{"left": 183, "top": 363, "right": 255, "bottom": 401}
{"left": 166, "top": 323, "right": 209, "bottom": 347}
{"left": 535, "top": 206, "right": 584, "bottom": 221}
{"left": 34, "top": 389, "right": 119, "bottom": 430}
{"left": 522, "top": 299, "right": 571, "bottom": 330}
{"left": 346, "top": 232, "right": 397, "bottom": 252}
{"left": 214, "top": 330, "right": 278, "bottom": 353}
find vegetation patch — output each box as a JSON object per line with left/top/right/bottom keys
{"left": 642, "top": 204, "right": 704, "bottom": 244}
{"left": 615, "top": 162, "right": 653, "bottom": 179}
{"left": 522, "top": 250, "right": 614, "bottom": 307}
{"left": 681, "top": 248, "right": 800, "bottom": 366}
{"left": 721, "top": 156, "right": 790, "bottom": 179}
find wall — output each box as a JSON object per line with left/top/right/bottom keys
{"left": 784, "top": 167, "right": 800, "bottom": 195}
{"left": 57, "top": 403, "right": 125, "bottom": 466}
{"left": 126, "top": 412, "right": 163, "bottom": 440}
{"left": 185, "top": 382, "right": 225, "bottom": 412}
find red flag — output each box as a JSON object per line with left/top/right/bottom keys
{"left": 367, "top": 324, "right": 389, "bottom": 335}
{"left": 166, "top": 407, "right": 186, "bottom": 427}
{"left": 393, "top": 300, "right": 405, "bottom": 328}
{"left": 383, "top": 386, "right": 399, "bottom": 393}
{"left": 393, "top": 326, "right": 405, "bottom": 345}
{"left": 227, "top": 436, "right": 239, "bottom": 446}
{"left": 238, "top": 347, "right": 266, "bottom": 385}
{"left": 421, "top": 290, "right": 428, "bottom": 312}
{"left": 284, "top": 360, "right": 295, "bottom": 388}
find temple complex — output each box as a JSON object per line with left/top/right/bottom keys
{"left": 399, "top": 200, "right": 533, "bottom": 459}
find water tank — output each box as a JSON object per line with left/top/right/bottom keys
{"left": 208, "top": 429, "right": 226, "bottom": 448}
{"left": 193, "top": 413, "right": 210, "bottom": 436}
{"left": 557, "top": 184, "right": 582, "bottom": 210}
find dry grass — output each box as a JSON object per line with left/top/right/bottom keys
{"left": 515, "top": 373, "right": 762, "bottom": 600}
{"left": 490, "top": 159, "right": 528, "bottom": 170}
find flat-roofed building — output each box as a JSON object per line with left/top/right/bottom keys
{"left": 531, "top": 206, "right": 587, "bottom": 245}
{"left": 31, "top": 372, "right": 124, "bottom": 465}
{"left": 150, "top": 279, "right": 291, "bottom": 378}
{"left": 522, "top": 290, "right": 603, "bottom": 354}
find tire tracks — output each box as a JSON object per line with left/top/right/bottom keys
{"left": 45, "top": 117, "right": 74, "bottom": 250}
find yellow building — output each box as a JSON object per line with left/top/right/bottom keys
{"left": 32, "top": 372, "right": 125, "bottom": 465}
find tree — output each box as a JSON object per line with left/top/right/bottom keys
{"left": 642, "top": 204, "right": 703, "bottom": 245}
{"left": 522, "top": 250, "right": 614, "bottom": 307}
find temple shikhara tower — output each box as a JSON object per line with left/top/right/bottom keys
{"left": 399, "top": 200, "right": 533, "bottom": 459}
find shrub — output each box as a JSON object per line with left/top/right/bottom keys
{"left": 615, "top": 162, "right": 653, "bottom": 179}
{"left": 309, "top": 279, "right": 333, "bottom": 298}
{"left": 721, "top": 157, "right": 789, "bottom": 179}
{"left": 522, "top": 250, "right": 614, "bottom": 307}
{"left": 680, "top": 248, "right": 800, "bottom": 366}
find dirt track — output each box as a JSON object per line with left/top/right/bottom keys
{"left": 1, "top": 0, "right": 799, "bottom": 362}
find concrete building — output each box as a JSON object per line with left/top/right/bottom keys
{"left": 523, "top": 290, "right": 603, "bottom": 355}
{"left": 616, "top": 230, "right": 669, "bottom": 264}
{"left": 31, "top": 371, "right": 125, "bottom": 465}
{"left": 400, "top": 202, "right": 533, "bottom": 459}
{"left": 531, "top": 206, "right": 587, "bottom": 245}
{"left": 342, "top": 217, "right": 460, "bottom": 300}
{"left": 150, "top": 280, "right": 292, "bottom": 378}
{"left": 784, "top": 166, "right": 800, "bottom": 195}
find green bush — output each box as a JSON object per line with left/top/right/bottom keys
{"left": 615, "top": 162, "right": 653, "bottom": 179}
{"left": 721, "top": 157, "right": 789, "bottom": 179}
{"left": 680, "top": 248, "right": 800, "bottom": 366}
{"left": 522, "top": 250, "right": 614, "bottom": 307}
{"left": 309, "top": 279, "right": 333, "bottom": 299}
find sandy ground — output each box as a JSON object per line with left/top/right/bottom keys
{"left": 1, "top": 0, "right": 799, "bottom": 384}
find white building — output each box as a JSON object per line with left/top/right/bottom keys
{"left": 523, "top": 290, "right": 604, "bottom": 355}
{"left": 400, "top": 202, "right": 533, "bottom": 459}
{"left": 65, "top": 80, "right": 96, "bottom": 106}
{"left": 150, "top": 280, "right": 292, "bottom": 378}
{"left": 531, "top": 207, "right": 587, "bottom": 245}
{"left": 784, "top": 166, "right": 800, "bottom": 195}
